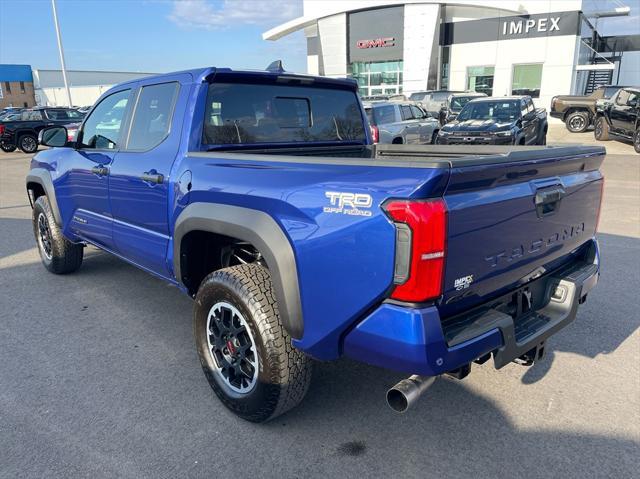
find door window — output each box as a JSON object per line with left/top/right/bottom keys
{"left": 127, "top": 82, "right": 179, "bottom": 150}
{"left": 79, "top": 89, "right": 131, "bottom": 149}
{"left": 625, "top": 91, "right": 638, "bottom": 107}
{"left": 410, "top": 105, "right": 425, "bottom": 119}
{"left": 615, "top": 90, "right": 630, "bottom": 106}
{"left": 400, "top": 105, "right": 414, "bottom": 121}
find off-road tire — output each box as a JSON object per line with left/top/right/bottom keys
{"left": 194, "top": 263, "right": 312, "bottom": 423}
{"left": 565, "top": 111, "right": 589, "bottom": 133}
{"left": 594, "top": 116, "right": 610, "bottom": 141}
{"left": 1, "top": 143, "right": 17, "bottom": 153}
{"left": 633, "top": 129, "right": 640, "bottom": 154}
{"left": 32, "top": 196, "right": 83, "bottom": 274}
{"left": 18, "top": 134, "right": 38, "bottom": 154}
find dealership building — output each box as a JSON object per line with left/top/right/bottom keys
{"left": 264, "top": 0, "right": 640, "bottom": 109}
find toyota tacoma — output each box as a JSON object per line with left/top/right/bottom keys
{"left": 27, "top": 65, "right": 603, "bottom": 422}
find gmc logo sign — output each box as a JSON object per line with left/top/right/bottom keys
{"left": 356, "top": 37, "right": 395, "bottom": 49}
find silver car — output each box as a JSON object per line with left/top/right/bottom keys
{"left": 365, "top": 102, "right": 440, "bottom": 144}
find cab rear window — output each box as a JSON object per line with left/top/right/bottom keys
{"left": 203, "top": 82, "right": 366, "bottom": 145}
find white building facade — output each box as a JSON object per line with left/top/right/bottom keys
{"left": 264, "top": 0, "right": 639, "bottom": 109}
{"left": 33, "top": 69, "right": 156, "bottom": 107}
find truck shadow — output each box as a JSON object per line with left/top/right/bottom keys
{"left": 0, "top": 217, "right": 35, "bottom": 259}
{"left": 520, "top": 232, "right": 640, "bottom": 384}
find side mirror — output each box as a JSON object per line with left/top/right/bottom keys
{"left": 516, "top": 118, "right": 523, "bottom": 127}
{"left": 38, "top": 126, "right": 68, "bottom": 147}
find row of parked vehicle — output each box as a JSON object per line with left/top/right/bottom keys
{"left": 0, "top": 106, "right": 89, "bottom": 153}
{"left": 363, "top": 90, "right": 548, "bottom": 146}
{"left": 550, "top": 84, "right": 640, "bottom": 153}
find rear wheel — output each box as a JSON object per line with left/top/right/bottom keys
{"left": 32, "top": 196, "right": 83, "bottom": 274}
{"left": 594, "top": 116, "right": 610, "bottom": 141}
{"left": 634, "top": 129, "right": 640, "bottom": 154}
{"left": 194, "top": 263, "right": 312, "bottom": 423}
{"left": 1, "top": 143, "right": 17, "bottom": 153}
{"left": 565, "top": 111, "right": 589, "bottom": 133}
{"left": 18, "top": 134, "right": 38, "bottom": 153}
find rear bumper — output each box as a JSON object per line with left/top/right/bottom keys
{"left": 343, "top": 239, "right": 600, "bottom": 376}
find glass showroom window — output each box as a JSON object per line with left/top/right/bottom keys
{"left": 350, "top": 61, "right": 403, "bottom": 97}
{"left": 512, "top": 64, "right": 543, "bottom": 98}
{"left": 467, "top": 66, "right": 494, "bottom": 96}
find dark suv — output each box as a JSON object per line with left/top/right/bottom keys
{"left": 0, "top": 107, "right": 84, "bottom": 153}
{"left": 594, "top": 87, "right": 640, "bottom": 153}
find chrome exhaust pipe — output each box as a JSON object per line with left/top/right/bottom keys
{"left": 386, "top": 375, "right": 437, "bottom": 413}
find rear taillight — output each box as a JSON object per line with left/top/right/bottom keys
{"left": 0, "top": 125, "right": 5, "bottom": 135}
{"left": 384, "top": 199, "right": 447, "bottom": 302}
{"left": 370, "top": 125, "right": 379, "bottom": 144}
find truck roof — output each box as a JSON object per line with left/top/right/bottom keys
{"left": 113, "top": 67, "right": 359, "bottom": 91}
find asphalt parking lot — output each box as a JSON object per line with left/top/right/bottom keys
{"left": 1, "top": 129, "right": 638, "bottom": 478}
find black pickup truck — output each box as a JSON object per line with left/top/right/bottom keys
{"left": 594, "top": 86, "right": 640, "bottom": 153}
{"left": 436, "top": 96, "right": 547, "bottom": 145}
{"left": 0, "top": 107, "right": 84, "bottom": 153}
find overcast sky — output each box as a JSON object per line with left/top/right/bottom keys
{"left": 1, "top": 0, "right": 638, "bottom": 75}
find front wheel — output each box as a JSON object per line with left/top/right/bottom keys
{"left": 194, "top": 263, "right": 312, "bottom": 423}
{"left": 594, "top": 116, "right": 610, "bottom": 141}
{"left": 19, "top": 134, "right": 38, "bottom": 153}
{"left": 1, "top": 143, "right": 17, "bottom": 153}
{"left": 634, "top": 129, "right": 640, "bottom": 154}
{"left": 32, "top": 196, "right": 83, "bottom": 274}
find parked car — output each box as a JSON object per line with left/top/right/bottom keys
{"left": 413, "top": 90, "right": 465, "bottom": 117}
{"left": 29, "top": 66, "right": 602, "bottom": 422}
{"left": 439, "top": 92, "right": 487, "bottom": 125}
{"left": 437, "top": 96, "right": 548, "bottom": 145}
{"left": 0, "top": 107, "right": 84, "bottom": 153}
{"left": 365, "top": 101, "right": 440, "bottom": 144}
{"left": 594, "top": 86, "right": 639, "bottom": 153}
{"left": 550, "top": 85, "right": 625, "bottom": 133}
{"left": 76, "top": 105, "right": 93, "bottom": 115}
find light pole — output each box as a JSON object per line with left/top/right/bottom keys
{"left": 51, "top": 0, "right": 72, "bottom": 107}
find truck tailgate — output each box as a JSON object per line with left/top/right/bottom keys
{"left": 439, "top": 147, "right": 604, "bottom": 318}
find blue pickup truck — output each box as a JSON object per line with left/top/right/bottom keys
{"left": 27, "top": 66, "right": 603, "bottom": 422}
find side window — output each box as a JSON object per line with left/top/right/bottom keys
{"left": 626, "top": 92, "right": 638, "bottom": 107}
{"left": 79, "top": 89, "right": 130, "bottom": 150}
{"left": 527, "top": 99, "right": 535, "bottom": 113}
{"left": 520, "top": 100, "right": 528, "bottom": 117}
{"left": 410, "top": 105, "right": 424, "bottom": 119}
{"left": 400, "top": 105, "right": 414, "bottom": 121}
{"left": 127, "top": 82, "right": 179, "bottom": 150}
{"left": 616, "top": 90, "right": 630, "bottom": 106}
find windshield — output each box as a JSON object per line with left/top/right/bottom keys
{"left": 409, "top": 92, "right": 427, "bottom": 101}
{"left": 450, "top": 96, "right": 480, "bottom": 111}
{"left": 203, "top": 82, "right": 366, "bottom": 145}
{"left": 457, "top": 100, "right": 520, "bottom": 122}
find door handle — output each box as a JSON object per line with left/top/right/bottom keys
{"left": 140, "top": 172, "right": 164, "bottom": 184}
{"left": 535, "top": 186, "right": 565, "bottom": 217}
{"left": 91, "top": 166, "right": 109, "bottom": 176}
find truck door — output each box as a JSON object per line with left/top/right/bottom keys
{"left": 108, "top": 78, "right": 185, "bottom": 277}
{"left": 521, "top": 98, "right": 538, "bottom": 144}
{"left": 610, "top": 89, "right": 633, "bottom": 133}
{"left": 400, "top": 105, "right": 419, "bottom": 143}
{"left": 613, "top": 90, "right": 638, "bottom": 135}
{"left": 56, "top": 88, "right": 133, "bottom": 249}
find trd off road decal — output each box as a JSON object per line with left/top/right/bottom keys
{"left": 324, "top": 191, "right": 373, "bottom": 217}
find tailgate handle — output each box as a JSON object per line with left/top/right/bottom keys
{"left": 535, "top": 186, "right": 565, "bottom": 217}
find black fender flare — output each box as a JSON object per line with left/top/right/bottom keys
{"left": 173, "top": 202, "right": 303, "bottom": 339}
{"left": 26, "top": 168, "right": 62, "bottom": 225}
